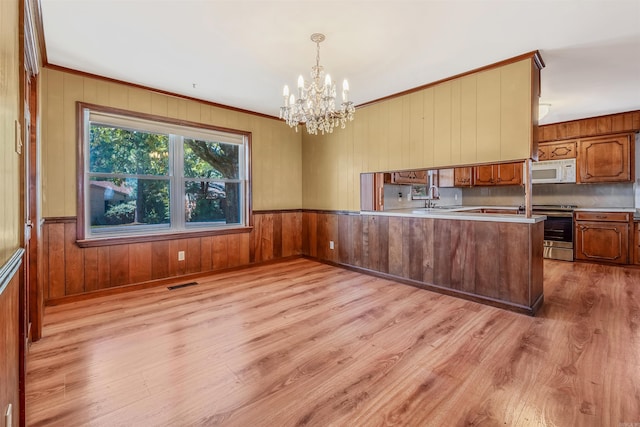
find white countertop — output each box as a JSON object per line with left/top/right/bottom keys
{"left": 363, "top": 206, "right": 546, "bottom": 224}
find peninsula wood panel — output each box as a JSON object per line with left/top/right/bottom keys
{"left": 41, "top": 211, "right": 302, "bottom": 302}
{"left": 539, "top": 110, "right": 640, "bottom": 142}
{"left": 302, "top": 211, "right": 543, "bottom": 313}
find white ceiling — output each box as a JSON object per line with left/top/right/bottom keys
{"left": 40, "top": 0, "right": 640, "bottom": 125}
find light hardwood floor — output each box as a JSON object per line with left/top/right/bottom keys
{"left": 26, "top": 258, "right": 640, "bottom": 426}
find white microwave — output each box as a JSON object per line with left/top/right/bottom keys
{"left": 531, "top": 158, "right": 576, "bottom": 184}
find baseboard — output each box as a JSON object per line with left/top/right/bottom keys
{"left": 45, "top": 255, "right": 303, "bottom": 306}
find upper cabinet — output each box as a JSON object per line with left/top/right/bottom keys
{"left": 388, "top": 170, "right": 427, "bottom": 185}
{"left": 453, "top": 167, "right": 474, "bottom": 187}
{"left": 538, "top": 140, "right": 577, "bottom": 160}
{"left": 576, "top": 133, "right": 632, "bottom": 183}
{"left": 473, "top": 162, "right": 523, "bottom": 186}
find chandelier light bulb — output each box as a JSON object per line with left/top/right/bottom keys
{"left": 279, "top": 33, "right": 355, "bottom": 135}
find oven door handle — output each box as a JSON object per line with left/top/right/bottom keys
{"left": 533, "top": 211, "right": 574, "bottom": 218}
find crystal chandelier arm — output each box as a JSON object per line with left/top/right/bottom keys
{"left": 280, "top": 33, "right": 354, "bottom": 135}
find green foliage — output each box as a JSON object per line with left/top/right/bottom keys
{"left": 90, "top": 124, "right": 241, "bottom": 228}
{"left": 103, "top": 201, "right": 136, "bottom": 225}
{"left": 90, "top": 125, "right": 169, "bottom": 175}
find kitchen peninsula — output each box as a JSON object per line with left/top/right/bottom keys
{"left": 366, "top": 206, "right": 545, "bottom": 315}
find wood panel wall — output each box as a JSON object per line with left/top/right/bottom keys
{"left": 41, "top": 211, "right": 302, "bottom": 303}
{"left": 539, "top": 110, "right": 640, "bottom": 142}
{"left": 1, "top": 0, "right": 23, "bottom": 423}
{"left": 302, "top": 211, "right": 544, "bottom": 314}
{"left": 301, "top": 55, "right": 538, "bottom": 212}
{"left": 0, "top": 273, "right": 20, "bottom": 427}
{"left": 40, "top": 67, "right": 303, "bottom": 217}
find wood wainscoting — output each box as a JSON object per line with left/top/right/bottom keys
{"left": 0, "top": 250, "right": 24, "bottom": 426}
{"left": 41, "top": 211, "right": 302, "bottom": 303}
{"left": 303, "top": 211, "right": 544, "bottom": 315}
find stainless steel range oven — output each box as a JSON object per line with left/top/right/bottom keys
{"left": 532, "top": 205, "right": 576, "bottom": 261}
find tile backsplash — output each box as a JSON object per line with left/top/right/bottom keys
{"left": 383, "top": 182, "right": 635, "bottom": 210}
{"left": 384, "top": 184, "right": 462, "bottom": 210}
{"left": 462, "top": 183, "right": 635, "bottom": 208}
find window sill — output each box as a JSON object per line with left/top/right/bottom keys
{"left": 76, "top": 226, "right": 254, "bottom": 248}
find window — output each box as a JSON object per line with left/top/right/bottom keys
{"left": 77, "top": 103, "right": 251, "bottom": 241}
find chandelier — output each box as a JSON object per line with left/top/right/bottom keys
{"left": 280, "top": 33, "right": 355, "bottom": 135}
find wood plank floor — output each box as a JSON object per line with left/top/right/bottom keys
{"left": 26, "top": 258, "right": 640, "bottom": 426}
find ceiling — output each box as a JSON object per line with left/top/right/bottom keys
{"left": 40, "top": 0, "right": 640, "bottom": 125}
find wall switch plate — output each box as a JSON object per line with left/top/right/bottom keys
{"left": 5, "top": 403, "right": 12, "bottom": 427}
{"left": 329, "top": 241, "right": 334, "bottom": 250}
{"left": 15, "top": 120, "right": 22, "bottom": 155}
{"left": 178, "top": 251, "right": 185, "bottom": 261}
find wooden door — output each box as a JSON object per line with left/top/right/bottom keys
{"left": 453, "top": 167, "right": 473, "bottom": 187}
{"left": 547, "top": 141, "right": 576, "bottom": 159}
{"left": 575, "top": 221, "right": 629, "bottom": 264}
{"left": 577, "top": 134, "right": 631, "bottom": 183}
{"left": 495, "top": 162, "right": 523, "bottom": 185}
{"left": 474, "top": 165, "right": 495, "bottom": 186}
{"left": 437, "top": 169, "right": 455, "bottom": 188}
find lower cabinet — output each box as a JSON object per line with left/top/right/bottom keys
{"left": 574, "top": 212, "right": 630, "bottom": 265}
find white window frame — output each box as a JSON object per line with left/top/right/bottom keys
{"left": 77, "top": 102, "right": 252, "bottom": 243}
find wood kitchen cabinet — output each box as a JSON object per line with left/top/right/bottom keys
{"left": 577, "top": 133, "right": 632, "bottom": 183}
{"left": 389, "top": 170, "right": 427, "bottom": 185}
{"left": 453, "top": 167, "right": 474, "bottom": 187}
{"left": 437, "top": 168, "right": 455, "bottom": 188}
{"left": 473, "top": 162, "right": 523, "bottom": 186}
{"left": 538, "top": 140, "right": 577, "bottom": 161}
{"left": 574, "top": 211, "right": 631, "bottom": 265}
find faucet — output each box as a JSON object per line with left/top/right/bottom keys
{"left": 424, "top": 183, "right": 439, "bottom": 208}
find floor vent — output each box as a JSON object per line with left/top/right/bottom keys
{"left": 167, "top": 282, "right": 198, "bottom": 290}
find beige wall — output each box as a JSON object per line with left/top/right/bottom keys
{"left": 302, "top": 58, "right": 535, "bottom": 211}
{"left": 40, "top": 68, "right": 303, "bottom": 217}
{"left": 0, "top": 0, "right": 21, "bottom": 265}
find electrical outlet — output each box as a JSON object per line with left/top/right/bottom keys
{"left": 329, "top": 241, "right": 334, "bottom": 250}
{"left": 178, "top": 251, "right": 185, "bottom": 261}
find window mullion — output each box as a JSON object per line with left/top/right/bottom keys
{"left": 171, "top": 135, "right": 185, "bottom": 231}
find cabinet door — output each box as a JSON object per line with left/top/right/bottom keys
{"left": 453, "top": 167, "right": 473, "bottom": 186}
{"left": 577, "top": 134, "right": 631, "bottom": 183}
{"left": 495, "top": 162, "right": 523, "bottom": 185}
{"left": 437, "top": 169, "right": 455, "bottom": 188}
{"left": 391, "top": 170, "right": 428, "bottom": 185}
{"left": 538, "top": 145, "right": 549, "bottom": 161}
{"left": 474, "top": 165, "right": 495, "bottom": 186}
{"left": 547, "top": 141, "right": 576, "bottom": 159}
{"left": 575, "top": 221, "right": 629, "bottom": 264}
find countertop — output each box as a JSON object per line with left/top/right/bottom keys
{"left": 363, "top": 206, "right": 546, "bottom": 224}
